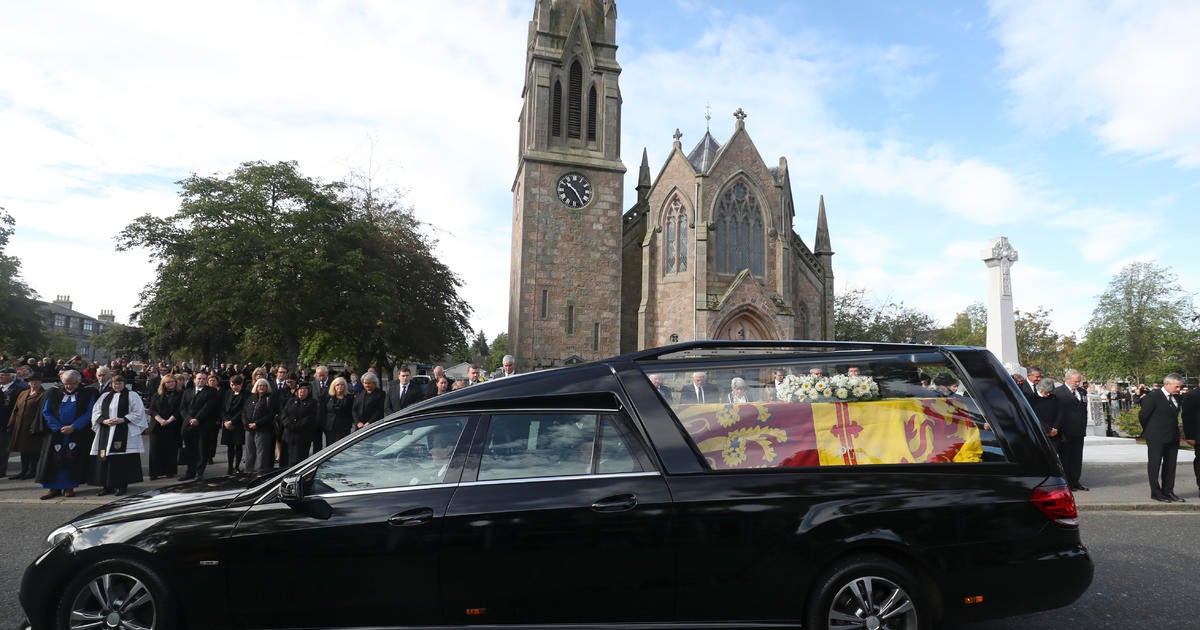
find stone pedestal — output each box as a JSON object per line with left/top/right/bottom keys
{"left": 981, "top": 237, "right": 1019, "bottom": 368}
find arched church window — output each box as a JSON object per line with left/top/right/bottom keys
{"left": 663, "top": 196, "right": 688, "bottom": 275}
{"left": 587, "top": 84, "right": 598, "bottom": 141}
{"left": 551, "top": 80, "right": 562, "bottom": 138}
{"left": 568, "top": 61, "right": 582, "bottom": 139}
{"left": 714, "top": 181, "right": 764, "bottom": 275}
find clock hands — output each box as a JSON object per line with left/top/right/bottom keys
{"left": 564, "top": 181, "right": 583, "bottom": 205}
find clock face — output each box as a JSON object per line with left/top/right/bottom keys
{"left": 556, "top": 172, "right": 593, "bottom": 208}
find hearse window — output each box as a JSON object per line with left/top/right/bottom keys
{"left": 646, "top": 357, "right": 1006, "bottom": 470}
{"left": 479, "top": 412, "right": 645, "bottom": 481}
{"left": 311, "top": 416, "right": 469, "bottom": 493}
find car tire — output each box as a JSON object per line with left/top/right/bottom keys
{"left": 54, "top": 558, "right": 177, "bottom": 630}
{"left": 805, "top": 554, "right": 932, "bottom": 630}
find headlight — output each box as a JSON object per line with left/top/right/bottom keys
{"left": 45, "top": 524, "right": 78, "bottom": 550}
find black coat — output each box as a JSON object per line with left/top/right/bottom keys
{"left": 220, "top": 389, "right": 248, "bottom": 446}
{"left": 1139, "top": 388, "right": 1181, "bottom": 444}
{"left": 1052, "top": 384, "right": 1088, "bottom": 437}
{"left": 326, "top": 395, "right": 355, "bottom": 437}
{"left": 1183, "top": 388, "right": 1200, "bottom": 443}
{"left": 1029, "top": 392, "right": 1060, "bottom": 441}
{"left": 679, "top": 383, "right": 720, "bottom": 404}
{"left": 310, "top": 379, "right": 331, "bottom": 432}
{"left": 353, "top": 389, "right": 385, "bottom": 426}
{"left": 280, "top": 397, "right": 318, "bottom": 437}
{"left": 243, "top": 394, "right": 276, "bottom": 435}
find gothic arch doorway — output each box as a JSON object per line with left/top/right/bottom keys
{"left": 713, "top": 308, "right": 776, "bottom": 341}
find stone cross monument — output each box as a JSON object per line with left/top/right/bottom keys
{"left": 981, "top": 237, "right": 1019, "bottom": 368}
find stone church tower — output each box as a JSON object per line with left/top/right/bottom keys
{"left": 510, "top": 1, "right": 833, "bottom": 370}
{"left": 509, "top": 0, "right": 625, "bottom": 371}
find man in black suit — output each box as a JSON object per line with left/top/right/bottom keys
{"left": 1052, "top": 369, "right": 1089, "bottom": 491}
{"left": 1140, "top": 373, "right": 1185, "bottom": 502}
{"left": 1182, "top": 384, "right": 1200, "bottom": 497}
{"left": 1024, "top": 367, "right": 1044, "bottom": 405}
{"left": 310, "top": 365, "right": 331, "bottom": 453}
{"left": 385, "top": 366, "right": 425, "bottom": 415}
{"left": 679, "top": 371, "right": 718, "bottom": 404}
{"left": 180, "top": 371, "right": 221, "bottom": 481}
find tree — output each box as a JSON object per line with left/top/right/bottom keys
{"left": 471, "top": 330, "right": 490, "bottom": 359}
{"left": 0, "top": 207, "right": 46, "bottom": 354}
{"left": 933, "top": 303, "right": 986, "bottom": 347}
{"left": 1074, "top": 261, "right": 1196, "bottom": 384}
{"left": 118, "top": 161, "right": 471, "bottom": 370}
{"left": 89, "top": 323, "right": 150, "bottom": 362}
{"left": 834, "top": 289, "right": 937, "bottom": 343}
{"left": 485, "top": 332, "right": 509, "bottom": 373}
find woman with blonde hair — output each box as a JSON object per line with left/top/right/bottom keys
{"left": 325, "top": 377, "right": 355, "bottom": 442}
{"left": 147, "top": 373, "right": 182, "bottom": 480}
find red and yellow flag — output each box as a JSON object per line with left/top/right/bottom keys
{"left": 676, "top": 398, "right": 983, "bottom": 470}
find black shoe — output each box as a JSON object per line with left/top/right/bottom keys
{"left": 1071, "top": 484, "right": 1090, "bottom": 491}
{"left": 20, "top": 472, "right": 34, "bottom": 480}
{"left": 39, "top": 490, "right": 62, "bottom": 500}
{"left": 1166, "top": 493, "right": 1185, "bottom": 503}
{"left": 177, "top": 475, "right": 194, "bottom": 482}
{"left": 7, "top": 473, "right": 25, "bottom": 480}
{"left": 96, "top": 488, "right": 113, "bottom": 496}
{"left": 1151, "top": 494, "right": 1171, "bottom": 502}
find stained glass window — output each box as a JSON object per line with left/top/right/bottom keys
{"left": 663, "top": 196, "right": 688, "bottom": 275}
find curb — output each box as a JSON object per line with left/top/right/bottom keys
{"left": 1078, "top": 502, "right": 1200, "bottom": 512}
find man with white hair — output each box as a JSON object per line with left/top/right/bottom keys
{"left": 1053, "top": 369, "right": 1089, "bottom": 491}
{"left": 91, "top": 365, "right": 111, "bottom": 395}
{"left": 496, "top": 355, "right": 517, "bottom": 378}
{"left": 1140, "top": 373, "right": 1185, "bottom": 502}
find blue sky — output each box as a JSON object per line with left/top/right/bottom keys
{"left": 1, "top": 0, "right": 1197, "bottom": 351}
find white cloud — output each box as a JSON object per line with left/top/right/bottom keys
{"left": 991, "top": 0, "right": 1200, "bottom": 166}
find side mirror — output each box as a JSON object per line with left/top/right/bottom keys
{"left": 279, "top": 473, "right": 333, "bottom": 520}
{"left": 278, "top": 475, "right": 303, "bottom": 503}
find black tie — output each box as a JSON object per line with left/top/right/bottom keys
{"left": 401, "top": 384, "right": 407, "bottom": 398}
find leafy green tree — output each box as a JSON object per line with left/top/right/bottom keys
{"left": 1074, "top": 261, "right": 1196, "bottom": 383}
{"left": 485, "top": 332, "right": 509, "bottom": 373}
{"left": 89, "top": 323, "right": 150, "bottom": 362}
{"left": 119, "top": 161, "right": 471, "bottom": 371}
{"left": 471, "top": 330, "right": 490, "bottom": 359}
{"left": 0, "top": 208, "right": 46, "bottom": 354}
{"left": 834, "top": 288, "right": 937, "bottom": 343}
{"left": 933, "top": 302, "right": 986, "bottom": 347}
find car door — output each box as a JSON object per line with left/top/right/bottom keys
{"left": 440, "top": 410, "right": 675, "bottom": 625}
{"left": 223, "top": 415, "right": 476, "bottom": 628}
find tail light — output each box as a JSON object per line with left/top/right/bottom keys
{"left": 1031, "top": 481, "right": 1078, "bottom": 527}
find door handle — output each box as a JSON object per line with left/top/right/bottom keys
{"left": 387, "top": 507, "right": 434, "bottom": 526}
{"left": 591, "top": 494, "right": 638, "bottom": 513}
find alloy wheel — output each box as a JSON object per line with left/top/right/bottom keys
{"left": 66, "top": 571, "right": 157, "bottom": 630}
{"left": 826, "top": 575, "right": 918, "bottom": 630}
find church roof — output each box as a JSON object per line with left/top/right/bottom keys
{"left": 687, "top": 131, "right": 721, "bottom": 174}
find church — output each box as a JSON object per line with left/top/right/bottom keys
{"left": 508, "top": 0, "right": 834, "bottom": 371}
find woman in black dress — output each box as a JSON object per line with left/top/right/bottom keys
{"left": 220, "top": 375, "right": 248, "bottom": 475}
{"left": 147, "top": 374, "right": 182, "bottom": 480}
{"left": 325, "top": 377, "right": 355, "bottom": 442}
{"left": 352, "top": 373, "right": 385, "bottom": 431}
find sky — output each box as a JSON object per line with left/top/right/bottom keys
{"left": 2, "top": 0, "right": 1198, "bottom": 348}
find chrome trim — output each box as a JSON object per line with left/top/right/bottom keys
{"left": 310, "top": 482, "right": 459, "bottom": 500}
{"left": 466, "top": 471, "right": 660, "bottom": 486}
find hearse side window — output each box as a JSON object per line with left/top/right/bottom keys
{"left": 311, "top": 416, "right": 469, "bottom": 493}
{"left": 645, "top": 357, "right": 1007, "bottom": 470}
{"left": 479, "top": 412, "right": 645, "bottom": 481}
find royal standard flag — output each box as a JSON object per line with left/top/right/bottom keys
{"left": 676, "top": 398, "right": 983, "bottom": 470}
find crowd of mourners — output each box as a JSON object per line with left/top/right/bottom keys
{"left": 0, "top": 353, "right": 515, "bottom": 500}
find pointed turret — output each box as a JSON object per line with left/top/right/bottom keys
{"left": 814, "top": 195, "right": 832, "bottom": 255}
{"left": 813, "top": 195, "right": 835, "bottom": 340}
{"left": 636, "top": 148, "right": 651, "bottom": 204}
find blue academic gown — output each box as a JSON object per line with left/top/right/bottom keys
{"left": 41, "top": 394, "right": 96, "bottom": 489}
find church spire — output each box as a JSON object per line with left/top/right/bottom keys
{"left": 636, "top": 147, "right": 651, "bottom": 204}
{"left": 814, "top": 195, "right": 832, "bottom": 255}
